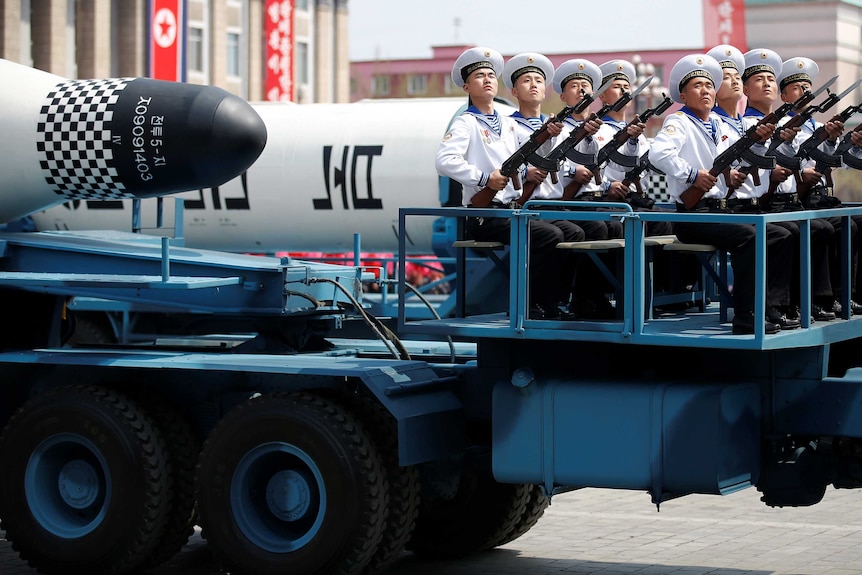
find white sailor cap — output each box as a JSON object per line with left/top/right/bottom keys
{"left": 450, "top": 46, "right": 504, "bottom": 87}
{"left": 502, "top": 52, "right": 555, "bottom": 89}
{"left": 706, "top": 44, "right": 745, "bottom": 73}
{"left": 552, "top": 58, "right": 602, "bottom": 94}
{"left": 742, "top": 48, "right": 782, "bottom": 82}
{"left": 778, "top": 57, "right": 819, "bottom": 91}
{"left": 599, "top": 59, "right": 636, "bottom": 86}
{"left": 668, "top": 53, "right": 722, "bottom": 103}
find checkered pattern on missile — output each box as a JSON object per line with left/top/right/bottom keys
{"left": 36, "top": 78, "right": 132, "bottom": 200}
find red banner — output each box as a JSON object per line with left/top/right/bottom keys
{"left": 265, "top": 0, "right": 295, "bottom": 102}
{"left": 149, "top": 0, "right": 185, "bottom": 81}
{"left": 702, "top": 0, "right": 747, "bottom": 51}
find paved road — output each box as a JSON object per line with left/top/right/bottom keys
{"left": 3, "top": 486, "right": 862, "bottom": 575}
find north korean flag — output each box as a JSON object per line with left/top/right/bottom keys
{"left": 149, "top": 0, "right": 186, "bottom": 81}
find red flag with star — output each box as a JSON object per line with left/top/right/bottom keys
{"left": 149, "top": 0, "right": 186, "bottom": 81}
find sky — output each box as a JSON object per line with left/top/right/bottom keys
{"left": 348, "top": 0, "right": 705, "bottom": 62}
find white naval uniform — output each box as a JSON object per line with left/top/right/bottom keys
{"left": 593, "top": 118, "right": 647, "bottom": 191}
{"left": 555, "top": 116, "right": 600, "bottom": 197}
{"left": 649, "top": 109, "right": 735, "bottom": 205}
{"left": 774, "top": 112, "right": 840, "bottom": 192}
{"left": 510, "top": 113, "right": 558, "bottom": 200}
{"left": 435, "top": 108, "right": 524, "bottom": 206}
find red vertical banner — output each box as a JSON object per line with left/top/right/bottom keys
{"left": 149, "top": 0, "right": 185, "bottom": 81}
{"left": 702, "top": 0, "right": 747, "bottom": 51}
{"left": 265, "top": 0, "right": 295, "bottom": 102}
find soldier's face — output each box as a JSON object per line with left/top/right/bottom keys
{"left": 743, "top": 72, "right": 778, "bottom": 105}
{"left": 599, "top": 79, "right": 632, "bottom": 108}
{"left": 464, "top": 68, "right": 498, "bottom": 100}
{"left": 511, "top": 72, "right": 547, "bottom": 106}
{"left": 679, "top": 77, "right": 716, "bottom": 119}
{"left": 781, "top": 81, "right": 811, "bottom": 107}
{"left": 717, "top": 68, "right": 742, "bottom": 101}
{"left": 561, "top": 78, "right": 593, "bottom": 107}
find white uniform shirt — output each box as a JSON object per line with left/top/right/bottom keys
{"left": 510, "top": 113, "right": 559, "bottom": 200}
{"left": 594, "top": 118, "right": 647, "bottom": 191}
{"left": 775, "top": 112, "right": 839, "bottom": 193}
{"left": 435, "top": 108, "right": 523, "bottom": 206}
{"left": 650, "top": 109, "right": 734, "bottom": 204}
{"left": 554, "top": 116, "right": 600, "bottom": 198}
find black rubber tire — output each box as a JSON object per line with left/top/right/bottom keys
{"left": 408, "top": 459, "right": 533, "bottom": 559}
{"left": 64, "top": 314, "right": 115, "bottom": 347}
{"left": 136, "top": 398, "right": 201, "bottom": 568}
{"left": 344, "top": 394, "right": 420, "bottom": 574}
{"left": 490, "top": 484, "right": 550, "bottom": 547}
{"left": 196, "top": 392, "right": 387, "bottom": 575}
{"left": 0, "top": 385, "right": 169, "bottom": 575}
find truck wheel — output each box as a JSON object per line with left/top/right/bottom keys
{"left": 343, "top": 394, "right": 420, "bottom": 574}
{"left": 490, "top": 484, "right": 549, "bottom": 547}
{"left": 196, "top": 392, "right": 387, "bottom": 575}
{"left": 0, "top": 385, "right": 169, "bottom": 575}
{"left": 408, "top": 463, "right": 532, "bottom": 558}
{"left": 136, "top": 399, "right": 201, "bottom": 568}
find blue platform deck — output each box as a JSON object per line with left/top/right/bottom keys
{"left": 397, "top": 203, "right": 862, "bottom": 351}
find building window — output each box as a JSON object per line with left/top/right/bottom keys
{"left": 407, "top": 74, "right": 427, "bottom": 95}
{"left": 226, "top": 32, "right": 240, "bottom": 77}
{"left": 296, "top": 41, "right": 308, "bottom": 84}
{"left": 188, "top": 26, "right": 203, "bottom": 72}
{"left": 295, "top": 0, "right": 309, "bottom": 9}
{"left": 372, "top": 75, "right": 390, "bottom": 96}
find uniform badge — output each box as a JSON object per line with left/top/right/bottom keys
{"left": 442, "top": 132, "right": 453, "bottom": 142}
{"left": 663, "top": 125, "right": 676, "bottom": 135}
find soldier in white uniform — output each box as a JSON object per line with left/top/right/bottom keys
{"left": 650, "top": 53, "right": 793, "bottom": 335}
{"left": 774, "top": 56, "right": 862, "bottom": 316}
{"left": 594, "top": 59, "right": 673, "bottom": 236}
{"left": 435, "top": 47, "right": 569, "bottom": 320}
{"left": 739, "top": 49, "right": 831, "bottom": 324}
{"left": 502, "top": 51, "right": 585, "bottom": 314}
{"left": 707, "top": 45, "right": 746, "bottom": 138}
{"left": 550, "top": 58, "right": 622, "bottom": 240}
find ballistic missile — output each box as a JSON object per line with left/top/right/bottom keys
{"left": 30, "top": 98, "right": 517, "bottom": 254}
{"left": 0, "top": 58, "right": 267, "bottom": 224}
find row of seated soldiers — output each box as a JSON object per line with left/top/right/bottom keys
{"left": 435, "top": 45, "right": 862, "bottom": 334}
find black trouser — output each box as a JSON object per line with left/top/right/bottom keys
{"left": 673, "top": 209, "right": 793, "bottom": 315}
{"left": 824, "top": 214, "right": 861, "bottom": 299}
{"left": 466, "top": 213, "right": 573, "bottom": 308}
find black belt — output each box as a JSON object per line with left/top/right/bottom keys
{"left": 677, "top": 198, "right": 730, "bottom": 213}
{"left": 770, "top": 193, "right": 800, "bottom": 206}
{"left": 467, "top": 200, "right": 520, "bottom": 209}
{"left": 726, "top": 197, "right": 760, "bottom": 212}
{"left": 574, "top": 191, "right": 604, "bottom": 201}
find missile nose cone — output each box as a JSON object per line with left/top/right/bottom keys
{"left": 0, "top": 57, "right": 270, "bottom": 224}
{"left": 196, "top": 91, "right": 268, "bottom": 188}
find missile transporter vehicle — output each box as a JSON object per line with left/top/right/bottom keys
{"left": 5, "top": 57, "right": 862, "bottom": 575}
{"left": 3, "top": 199, "right": 862, "bottom": 575}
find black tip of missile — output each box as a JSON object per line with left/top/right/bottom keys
{"left": 188, "top": 89, "right": 268, "bottom": 188}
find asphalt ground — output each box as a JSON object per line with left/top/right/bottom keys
{"left": 3, "top": 485, "right": 862, "bottom": 575}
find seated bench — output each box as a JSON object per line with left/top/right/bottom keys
{"left": 450, "top": 239, "right": 508, "bottom": 317}
{"left": 663, "top": 240, "right": 730, "bottom": 321}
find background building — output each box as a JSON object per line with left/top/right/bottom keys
{"left": 0, "top": 0, "right": 350, "bottom": 103}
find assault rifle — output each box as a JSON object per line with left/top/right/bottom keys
{"left": 523, "top": 77, "right": 654, "bottom": 202}
{"left": 839, "top": 120, "right": 862, "bottom": 170}
{"left": 619, "top": 151, "right": 664, "bottom": 209}
{"left": 797, "top": 104, "right": 862, "bottom": 191}
{"left": 469, "top": 78, "right": 618, "bottom": 208}
{"left": 775, "top": 80, "right": 862, "bottom": 179}
{"left": 679, "top": 82, "right": 829, "bottom": 209}
{"left": 468, "top": 101, "right": 584, "bottom": 208}
{"left": 504, "top": 76, "right": 614, "bottom": 206}
{"left": 594, "top": 93, "right": 672, "bottom": 170}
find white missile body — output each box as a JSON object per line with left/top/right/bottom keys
{"left": 0, "top": 58, "right": 267, "bottom": 224}
{"left": 30, "top": 98, "right": 516, "bottom": 254}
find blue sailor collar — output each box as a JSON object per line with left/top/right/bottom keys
{"left": 680, "top": 106, "right": 720, "bottom": 145}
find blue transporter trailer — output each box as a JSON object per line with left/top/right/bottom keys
{"left": 1, "top": 203, "right": 862, "bottom": 575}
